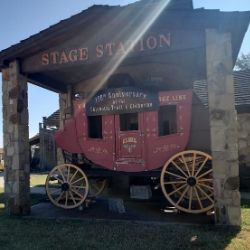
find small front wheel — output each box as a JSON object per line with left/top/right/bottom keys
{"left": 46, "top": 164, "right": 89, "bottom": 209}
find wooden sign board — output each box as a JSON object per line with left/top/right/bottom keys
{"left": 86, "top": 87, "right": 159, "bottom": 116}
{"left": 21, "top": 29, "right": 205, "bottom": 73}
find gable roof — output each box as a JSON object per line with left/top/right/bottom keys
{"left": 0, "top": 0, "right": 249, "bottom": 93}
{"left": 0, "top": 0, "right": 249, "bottom": 68}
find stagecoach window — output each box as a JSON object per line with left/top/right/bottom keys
{"left": 120, "top": 113, "right": 138, "bottom": 131}
{"left": 88, "top": 116, "right": 102, "bottom": 139}
{"left": 158, "top": 105, "right": 177, "bottom": 136}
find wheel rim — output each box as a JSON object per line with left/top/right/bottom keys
{"left": 160, "top": 150, "right": 214, "bottom": 214}
{"left": 88, "top": 178, "right": 107, "bottom": 198}
{"left": 46, "top": 164, "right": 89, "bottom": 209}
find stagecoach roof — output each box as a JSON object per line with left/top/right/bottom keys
{"left": 0, "top": 0, "right": 249, "bottom": 93}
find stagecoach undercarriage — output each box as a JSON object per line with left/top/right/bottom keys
{"left": 45, "top": 150, "right": 214, "bottom": 213}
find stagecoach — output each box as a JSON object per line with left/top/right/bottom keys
{"left": 46, "top": 81, "right": 214, "bottom": 214}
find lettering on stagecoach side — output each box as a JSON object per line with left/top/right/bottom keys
{"left": 123, "top": 137, "right": 137, "bottom": 144}
{"left": 122, "top": 137, "right": 138, "bottom": 153}
{"left": 86, "top": 87, "right": 159, "bottom": 116}
{"left": 159, "top": 94, "right": 187, "bottom": 103}
{"left": 87, "top": 147, "right": 108, "bottom": 154}
{"left": 41, "top": 33, "right": 171, "bottom": 66}
{"left": 153, "top": 144, "right": 180, "bottom": 154}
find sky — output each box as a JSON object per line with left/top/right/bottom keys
{"left": 0, "top": 0, "right": 249, "bottom": 147}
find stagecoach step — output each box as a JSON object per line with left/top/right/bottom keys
{"left": 108, "top": 198, "right": 126, "bottom": 214}
{"left": 130, "top": 185, "right": 152, "bottom": 200}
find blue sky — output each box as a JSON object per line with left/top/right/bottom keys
{"left": 0, "top": 0, "right": 249, "bottom": 147}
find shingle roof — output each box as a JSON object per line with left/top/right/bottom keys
{"left": 193, "top": 70, "right": 250, "bottom": 108}
{"left": 43, "top": 110, "right": 60, "bottom": 128}
{"left": 0, "top": 0, "right": 249, "bottom": 69}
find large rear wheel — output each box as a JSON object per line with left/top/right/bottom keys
{"left": 46, "top": 164, "right": 89, "bottom": 209}
{"left": 160, "top": 150, "right": 214, "bottom": 214}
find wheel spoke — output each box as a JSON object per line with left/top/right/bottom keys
{"left": 165, "top": 171, "right": 186, "bottom": 180}
{"left": 71, "top": 176, "right": 85, "bottom": 185}
{"left": 196, "top": 185, "right": 214, "bottom": 203}
{"left": 181, "top": 155, "right": 191, "bottom": 176}
{"left": 164, "top": 181, "right": 186, "bottom": 185}
{"left": 194, "top": 187, "right": 203, "bottom": 209}
{"left": 71, "top": 185, "right": 87, "bottom": 189}
{"left": 197, "top": 169, "right": 213, "bottom": 179}
{"left": 171, "top": 160, "right": 188, "bottom": 178}
{"left": 67, "top": 165, "right": 71, "bottom": 182}
{"left": 192, "top": 153, "right": 196, "bottom": 176}
{"left": 69, "top": 191, "right": 77, "bottom": 205}
{"left": 71, "top": 188, "right": 84, "bottom": 199}
{"left": 57, "top": 167, "right": 66, "bottom": 183}
{"left": 195, "top": 156, "right": 209, "bottom": 177}
{"left": 198, "top": 178, "right": 213, "bottom": 183}
{"left": 188, "top": 187, "right": 193, "bottom": 210}
{"left": 69, "top": 169, "right": 79, "bottom": 184}
{"left": 55, "top": 191, "right": 65, "bottom": 203}
{"left": 91, "top": 183, "right": 101, "bottom": 191}
{"left": 168, "top": 183, "right": 187, "bottom": 196}
{"left": 176, "top": 186, "right": 189, "bottom": 205}
{"left": 199, "top": 183, "right": 213, "bottom": 191}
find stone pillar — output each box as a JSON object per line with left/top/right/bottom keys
{"left": 2, "top": 60, "right": 30, "bottom": 215}
{"left": 206, "top": 30, "right": 241, "bottom": 226}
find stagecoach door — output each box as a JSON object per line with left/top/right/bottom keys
{"left": 115, "top": 112, "right": 143, "bottom": 160}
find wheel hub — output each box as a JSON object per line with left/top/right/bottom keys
{"left": 61, "top": 182, "right": 70, "bottom": 191}
{"left": 187, "top": 177, "right": 197, "bottom": 187}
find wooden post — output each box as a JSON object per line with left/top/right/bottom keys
{"left": 2, "top": 60, "right": 30, "bottom": 215}
{"left": 57, "top": 93, "right": 69, "bottom": 165}
{"left": 206, "top": 29, "right": 241, "bottom": 226}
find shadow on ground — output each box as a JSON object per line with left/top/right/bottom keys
{"left": 27, "top": 186, "right": 215, "bottom": 224}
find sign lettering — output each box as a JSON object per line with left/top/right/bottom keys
{"left": 86, "top": 87, "right": 159, "bottom": 116}
{"left": 41, "top": 33, "right": 170, "bottom": 66}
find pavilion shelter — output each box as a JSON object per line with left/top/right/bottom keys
{"left": 0, "top": 0, "right": 249, "bottom": 225}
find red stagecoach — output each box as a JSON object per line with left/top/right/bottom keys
{"left": 46, "top": 85, "right": 213, "bottom": 214}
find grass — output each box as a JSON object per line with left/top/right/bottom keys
{"left": 0, "top": 173, "right": 48, "bottom": 210}
{"left": 0, "top": 206, "right": 248, "bottom": 250}
{"left": 30, "top": 173, "right": 47, "bottom": 187}
{"left": 0, "top": 175, "right": 249, "bottom": 249}
{"left": 0, "top": 216, "right": 243, "bottom": 250}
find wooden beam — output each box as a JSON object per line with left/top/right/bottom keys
{"left": 27, "top": 73, "right": 68, "bottom": 93}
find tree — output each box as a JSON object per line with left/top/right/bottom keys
{"left": 235, "top": 52, "right": 250, "bottom": 70}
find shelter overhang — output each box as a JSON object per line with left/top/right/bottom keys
{"left": 0, "top": 1, "right": 249, "bottom": 92}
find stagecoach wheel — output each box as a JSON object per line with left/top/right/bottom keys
{"left": 88, "top": 178, "right": 107, "bottom": 198}
{"left": 46, "top": 164, "right": 89, "bottom": 209}
{"left": 160, "top": 150, "right": 214, "bottom": 214}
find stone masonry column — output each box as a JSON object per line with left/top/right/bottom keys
{"left": 2, "top": 60, "right": 30, "bottom": 215}
{"left": 206, "top": 30, "right": 241, "bottom": 225}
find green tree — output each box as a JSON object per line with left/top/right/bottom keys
{"left": 235, "top": 53, "right": 250, "bottom": 70}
